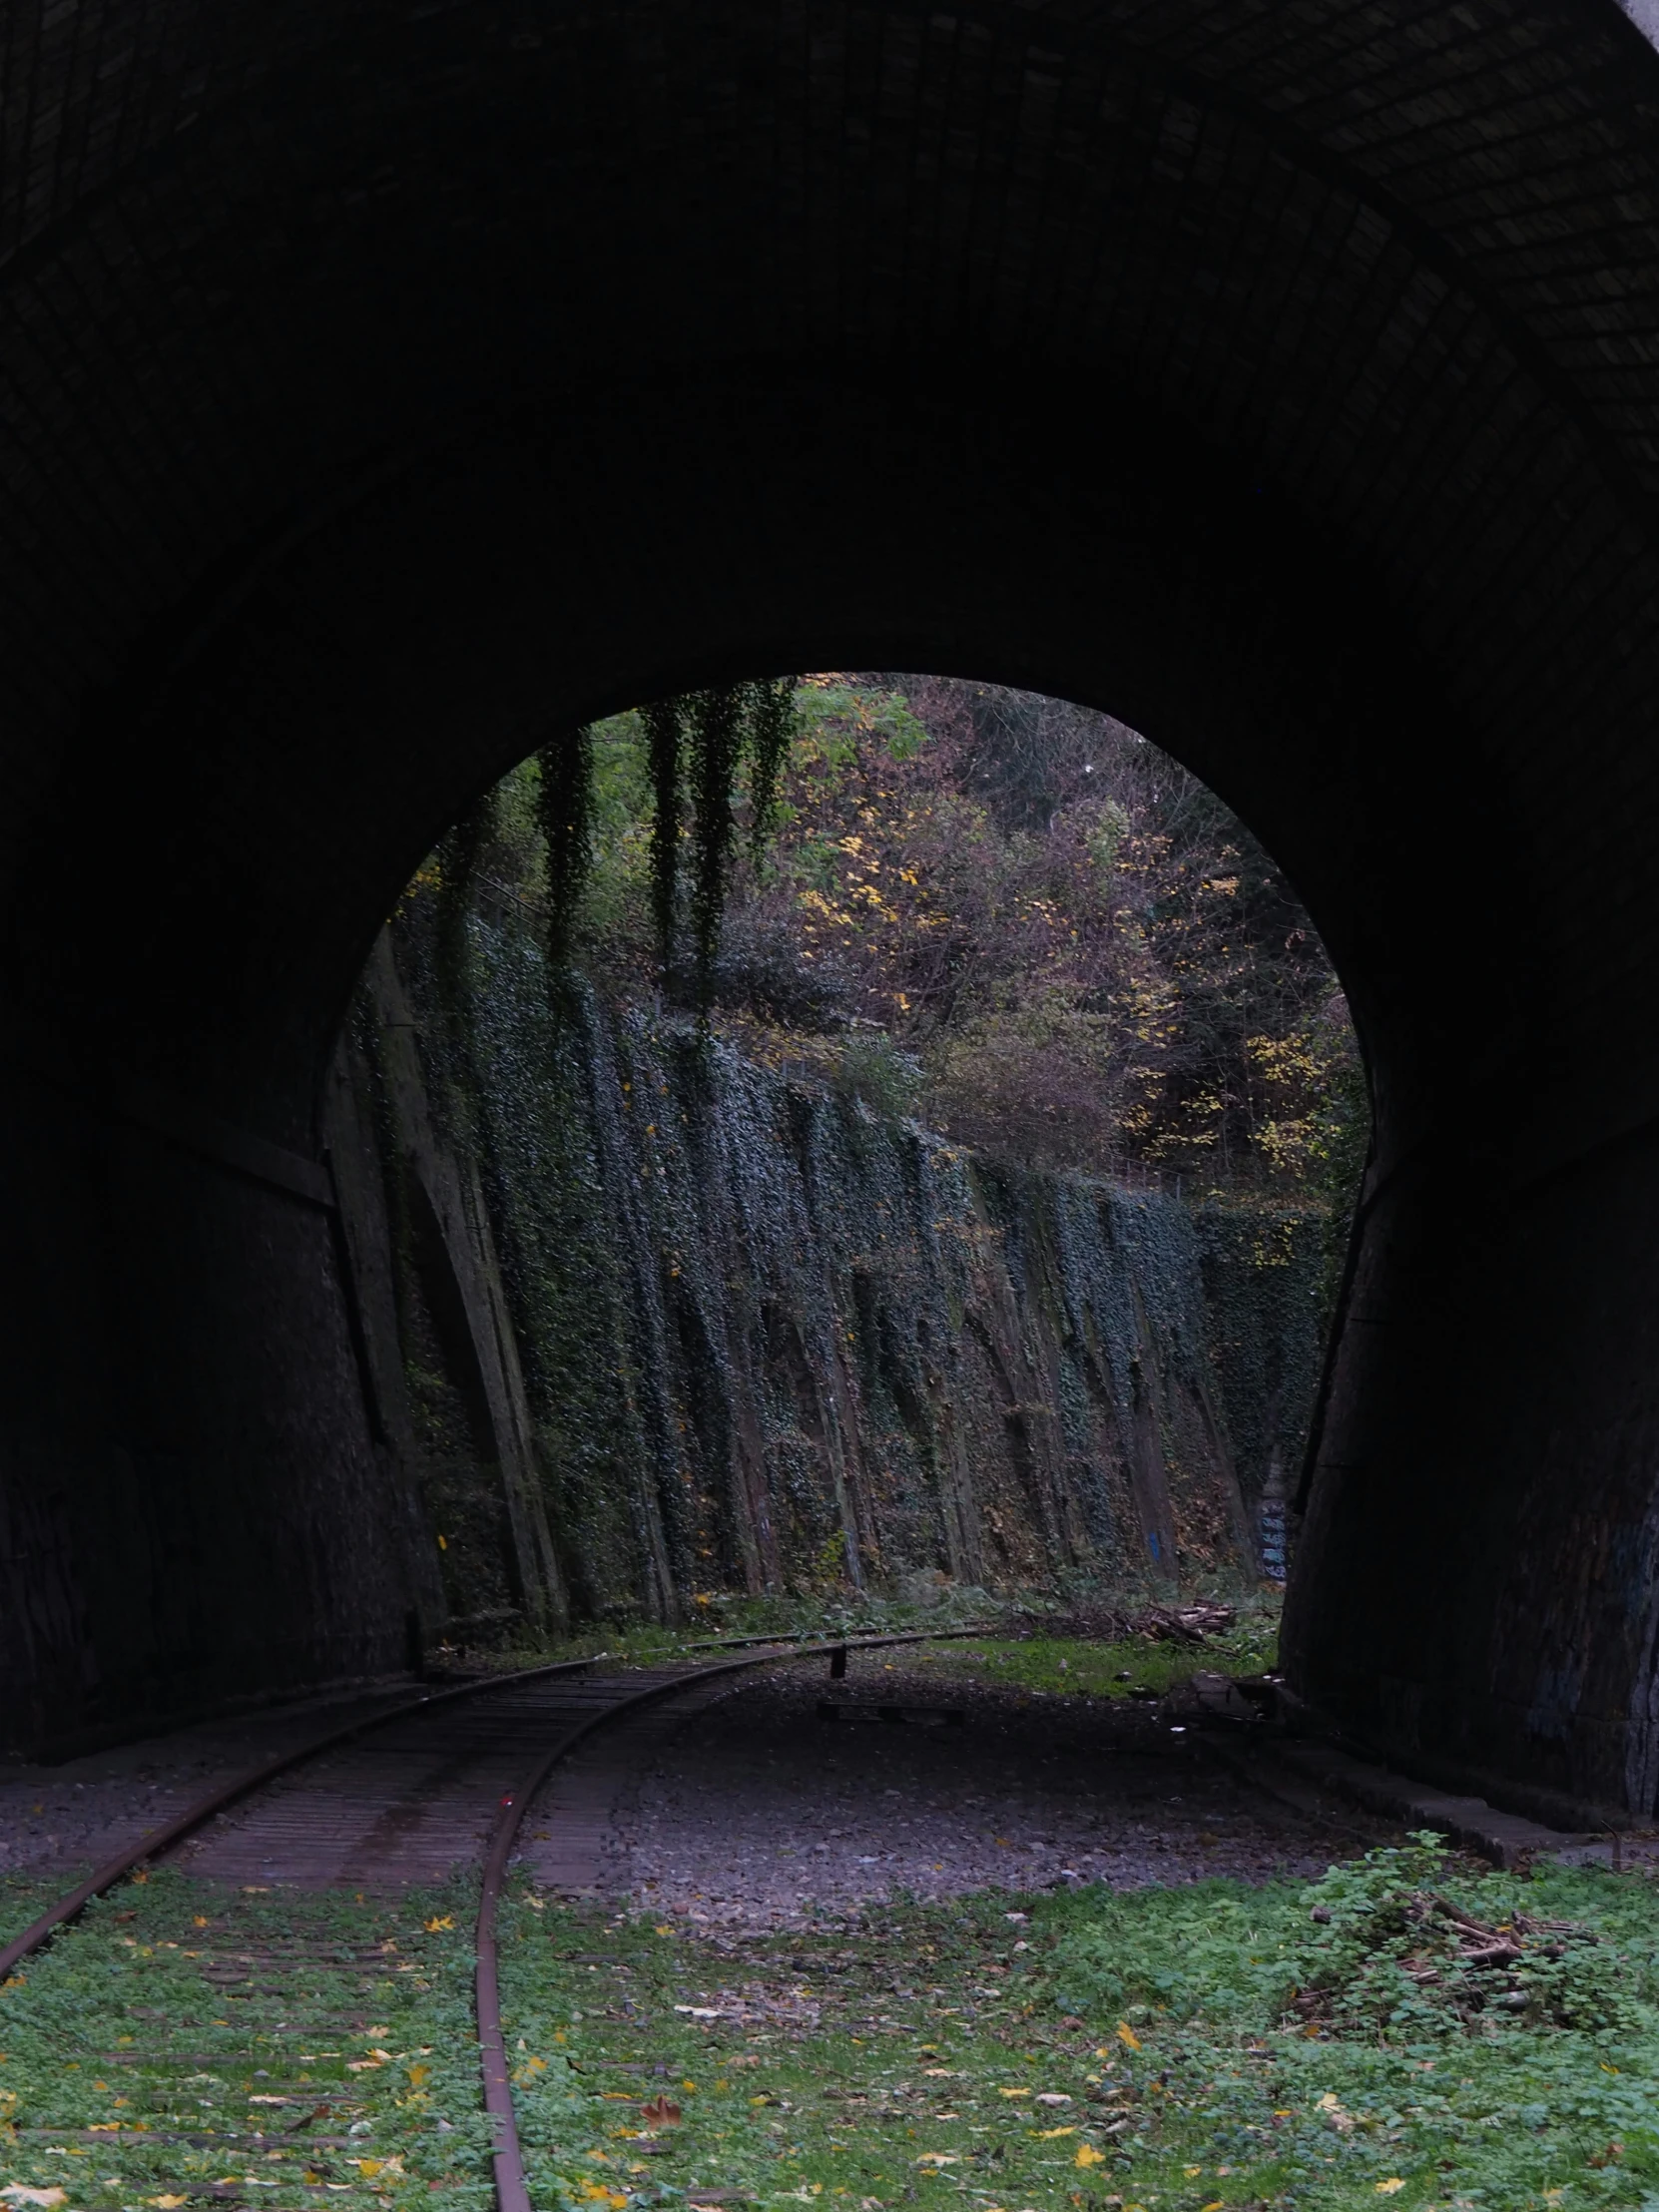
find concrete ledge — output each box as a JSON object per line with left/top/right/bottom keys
{"left": 1181, "top": 1675, "right": 1601, "bottom": 1867}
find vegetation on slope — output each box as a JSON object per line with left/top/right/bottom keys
{"left": 422, "top": 676, "right": 1366, "bottom": 1216}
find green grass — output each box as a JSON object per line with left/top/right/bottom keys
{"left": 454, "top": 1591, "right": 1015, "bottom": 1676}
{"left": 0, "top": 1869, "right": 492, "bottom": 2212}
{"left": 904, "top": 1621, "right": 1279, "bottom": 1704}
{"left": 0, "top": 1883, "right": 64, "bottom": 1951}
{"left": 6, "top": 1842, "right": 1658, "bottom": 2210}
{"left": 492, "top": 1844, "right": 1659, "bottom": 2212}
{"left": 452, "top": 1591, "right": 1279, "bottom": 1689}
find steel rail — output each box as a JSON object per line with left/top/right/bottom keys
{"left": 477, "top": 1627, "right": 994, "bottom": 2212}
{"left": 3, "top": 1621, "right": 996, "bottom": 2212}
{"left": 0, "top": 1651, "right": 612, "bottom": 1980}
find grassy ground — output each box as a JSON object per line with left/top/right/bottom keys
{"left": 453, "top": 1593, "right": 1281, "bottom": 1702}
{"left": 0, "top": 1869, "right": 491, "bottom": 2212}
{"left": 15, "top": 1606, "right": 1652, "bottom": 2212}
{"left": 4, "top": 1816, "right": 1658, "bottom": 2211}
{"left": 495, "top": 1843, "right": 1659, "bottom": 2212}
{"left": 903, "top": 1625, "right": 1280, "bottom": 1705}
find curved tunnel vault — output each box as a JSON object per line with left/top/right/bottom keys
{"left": 4, "top": 0, "right": 1659, "bottom": 1815}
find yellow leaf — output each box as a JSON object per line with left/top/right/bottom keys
{"left": 1375, "top": 2186, "right": 1406, "bottom": 2199}
{"left": 1074, "top": 2145, "right": 1107, "bottom": 2168}
{"left": 424, "top": 1917, "right": 454, "bottom": 1933}
{"left": 997, "top": 2086, "right": 1031, "bottom": 2098}
{"left": 1033, "top": 2125, "right": 1075, "bottom": 2139}
{"left": 406, "top": 2064, "right": 430, "bottom": 2088}
{"left": 146, "top": 2199, "right": 186, "bottom": 2210}
{"left": 1115, "top": 2021, "right": 1141, "bottom": 2050}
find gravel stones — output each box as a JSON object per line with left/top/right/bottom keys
{"left": 614, "top": 1656, "right": 1344, "bottom": 1928}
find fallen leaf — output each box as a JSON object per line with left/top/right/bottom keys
{"left": 1074, "top": 2146, "right": 1106, "bottom": 2169}
{"left": 2, "top": 2192, "right": 67, "bottom": 2208}
{"left": 1033, "top": 2126, "right": 1075, "bottom": 2139}
{"left": 423, "top": 1917, "right": 455, "bottom": 1934}
{"left": 146, "top": 2198, "right": 187, "bottom": 2210}
{"left": 1375, "top": 2187, "right": 1406, "bottom": 2200}
{"left": 914, "top": 2154, "right": 958, "bottom": 2167}
{"left": 1115, "top": 2022, "right": 1141, "bottom": 2051}
{"left": 639, "top": 2097, "right": 681, "bottom": 2126}
{"left": 997, "top": 2087, "right": 1031, "bottom": 2099}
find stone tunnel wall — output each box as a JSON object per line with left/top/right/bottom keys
{"left": 324, "top": 901, "right": 1327, "bottom": 1642}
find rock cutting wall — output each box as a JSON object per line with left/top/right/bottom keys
{"left": 326, "top": 906, "right": 1326, "bottom": 1639}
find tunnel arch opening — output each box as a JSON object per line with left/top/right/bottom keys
{"left": 3, "top": 0, "right": 1658, "bottom": 1826}
{"left": 341, "top": 667, "right": 1364, "bottom": 1658}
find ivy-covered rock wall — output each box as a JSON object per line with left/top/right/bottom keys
{"left": 327, "top": 902, "right": 1328, "bottom": 1639}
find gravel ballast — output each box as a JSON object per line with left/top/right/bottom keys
{"left": 612, "top": 1652, "right": 1350, "bottom": 1927}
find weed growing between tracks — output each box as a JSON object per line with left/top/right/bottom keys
{"left": 0, "top": 1868, "right": 492, "bottom": 2212}
{"left": 497, "top": 1840, "right": 1659, "bottom": 2212}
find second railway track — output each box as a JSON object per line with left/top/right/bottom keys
{"left": 0, "top": 1633, "right": 987, "bottom": 2212}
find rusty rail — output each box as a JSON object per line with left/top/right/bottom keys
{"left": 3, "top": 1626, "right": 991, "bottom": 2212}
{"left": 478, "top": 1628, "right": 996, "bottom": 2212}
{"left": 0, "top": 1652, "right": 612, "bottom": 1981}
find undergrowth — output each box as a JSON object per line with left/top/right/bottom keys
{"left": 5, "top": 1837, "right": 1657, "bottom": 2211}
{"left": 491, "top": 1836, "right": 1659, "bottom": 2212}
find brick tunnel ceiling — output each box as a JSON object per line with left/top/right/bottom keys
{"left": 4, "top": 0, "right": 1659, "bottom": 1168}
{"left": 13, "top": 0, "right": 1659, "bottom": 1808}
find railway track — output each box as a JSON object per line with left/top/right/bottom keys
{"left": 0, "top": 1632, "right": 987, "bottom": 2212}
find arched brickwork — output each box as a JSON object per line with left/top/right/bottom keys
{"left": 4, "top": 0, "right": 1659, "bottom": 1812}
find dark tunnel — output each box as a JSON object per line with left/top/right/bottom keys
{"left": 4, "top": 0, "right": 1659, "bottom": 1825}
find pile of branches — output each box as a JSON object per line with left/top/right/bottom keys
{"left": 1285, "top": 1839, "right": 1624, "bottom": 2036}
{"left": 1044, "top": 1600, "right": 1237, "bottom": 1644}
{"left": 1139, "top": 1601, "right": 1236, "bottom": 1643}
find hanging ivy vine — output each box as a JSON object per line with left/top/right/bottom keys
{"left": 433, "top": 788, "right": 498, "bottom": 1013}
{"left": 536, "top": 722, "right": 596, "bottom": 980}
{"left": 745, "top": 675, "right": 797, "bottom": 859}
{"left": 643, "top": 697, "right": 682, "bottom": 973}
{"left": 535, "top": 677, "right": 798, "bottom": 1011}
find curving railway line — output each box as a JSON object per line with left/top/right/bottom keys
{"left": 0, "top": 1634, "right": 985, "bottom": 2212}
